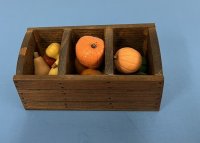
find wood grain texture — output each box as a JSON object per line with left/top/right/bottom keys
{"left": 19, "top": 89, "right": 161, "bottom": 102}
{"left": 13, "top": 75, "right": 163, "bottom": 90}
{"left": 113, "top": 27, "right": 147, "bottom": 55}
{"left": 33, "top": 30, "right": 43, "bottom": 56}
{"left": 16, "top": 29, "right": 33, "bottom": 75}
{"left": 27, "top": 23, "right": 155, "bottom": 31}
{"left": 14, "top": 23, "right": 164, "bottom": 111}
{"left": 23, "top": 101, "right": 159, "bottom": 111}
{"left": 105, "top": 27, "right": 114, "bottom": 75}
{"left": 148, "top": 27, "right": 163, "bottom": 75}
{"left": 58, "top": 28, "right": 72, "bottom": 75}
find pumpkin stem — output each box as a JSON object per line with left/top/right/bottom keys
{"left": 91, "top": 43, "right": 97, "bottom": 48}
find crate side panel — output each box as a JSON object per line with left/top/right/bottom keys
{"left": 16, "top": 30, "right": 36, "bottom": 75}
{"left": 148, "top": 27, "right": 163, "bottom": 75}
{"left": 24, "top": 101, "right": 159, "bottom": 111}
{"left": 14, "top": 79, "right": 163, "bottom": 90}
{"left": 19, "top": 89, "right": 161, "bottom": 102}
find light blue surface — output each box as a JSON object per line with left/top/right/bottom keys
{"left": 1, "top": 0, "right": 200, "bottom": 142}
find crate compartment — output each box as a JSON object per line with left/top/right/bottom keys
{"left": 17, "top": 29, "right": 64, "bottom": 75}
{"left": 113, "top": 27, "right": 150, "bottom": 74}
{"left": 62, "top": 28, "right": 105, "bottom": 74}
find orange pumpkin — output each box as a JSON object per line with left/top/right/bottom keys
{"left": 81, "top": 69, "right": 102, "bottom": 75}
{"left": 114, "top": 47, "right": 142, "bottom": 74}
{"left": 75, "top": 58, "right": 87, "bottom": 74}
{"left": 76, "top": 36, "right": 104, "bottom": 69}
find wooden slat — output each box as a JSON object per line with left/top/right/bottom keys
{"left": 27, "top": 23, "right": 155, "bottom": 31}
{"left": 148, "top": 27, "right": 163, "bottom": 75}
{"left": 105, "top": 27, "right": 114, "bottom": 75}
{"left": 16, "top": 29, "right": 33, "bottom": 75}
{"left": 13, "top": 74, "right": 163, "bottom": 81}
{"left": 23, "top": 101, "right": 159, "bottom": 111}
{"left": 19, "top": 89, "right": 161, "bottom": 94}
{"left": 14, "top": 79, "right": 163, "bottom": 90}
{"left": 33, "top": 30, "right": 44, "bottom": 55}
{"left": 58, "top": 28, "right": 72, "bottom": 75}
{"left": 19, "top": 89, "right": 161, "bottom": 102}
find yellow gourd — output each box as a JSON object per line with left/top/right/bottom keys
{"left": 114, "top": 47, "right": 142, "bottom": 74}
{"left": 46, "top": 43, "right": 60, "bottom": 60}
{"left": 48, "top": 67, "right": 58, "bottom": 75}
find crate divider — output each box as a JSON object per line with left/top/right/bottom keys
{"left": 58, "top": 28, "right": 72, "bottom": 75}
{"left": 104, "top": 27, "right": 114, "bottom": 75}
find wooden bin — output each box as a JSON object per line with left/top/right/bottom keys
{"left": 13, "top": 23, "right": 164, "bottom": 111}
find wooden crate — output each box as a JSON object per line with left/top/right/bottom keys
{"left": 13, "top": 23, "right": 164, "bottom": 111}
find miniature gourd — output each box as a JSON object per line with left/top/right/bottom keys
{"left": 45, "top": 43, "right": 60, "bottom": 60}
{"left": 114, "top": 47, "right": 142, "bottom": 74}
{"left": 81, "top": 69, "right": 102, "bottom": 75}
{"left": 76, "top": 36, "right": 104, "bottom": 69}
{"left": 48, "top": 67, "right": 58, "bottom": 75}
{"left": 75, "top": 58, "right": 87, "bottom": 74}
{"left": 45, "top": 43, "right": 60, "bottom": 72}
{"left": 34, "top": 52, "right": 50, "bottom": 75}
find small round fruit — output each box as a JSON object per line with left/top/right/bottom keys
{"left": 46, "top": 43, "right": 60, "bottom": 59}
{"left": 75, "top": 58, "right": 87, "bottom": 74}
{"left": 114, "top": 47, "right": 142, "bottom": 74}
{"left": 81, "top": 69, "right": 102, "bottom": 75}
{"left": 76, "top": 36, "right": 104, "bottom": 69}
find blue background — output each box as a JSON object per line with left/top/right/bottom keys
{"left": 1, "top": 0, "right": 200, "bottom": 142}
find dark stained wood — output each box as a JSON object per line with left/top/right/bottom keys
{"left": 58, "top": 28, "right": 72, "bottom": 75}
{"left": 18, "top": 30, "right": 36, "bottom": 75}
{"left": 14, "top": 23, "right": 164, "bottom": 111}
{"left": 19, "top": 89, "right": 161, "bottom": 102}
{"left": 23, "top": 101, "right": 159, "bottom": 111}
{"left": 16, "top": 29, "right": 33, "bottom": 75}
{"left": 33, "top": 30, "right": 43, "bottom": 55}
{"left": 13, "top": 75, "right": 163, "bottom": 90}
{"left": 148, "top": 27, "right": 163, "bottom": 75}
{"left": 105, "top": 27, "right": 114, "bottom": 75}
{"left": 14, "top": 79, "right": 162, "bottom": 90}
{"left": 21, "top": 94, "right": 160, "bottom": 102}
{"left": 142, "top": 29, "right": 148, "bottom": 56}
{"left": 27, "top": 23, "right": 155, "bottom": 31}
{"left": 35, "top": 29, "right": 64, "bottom": 52}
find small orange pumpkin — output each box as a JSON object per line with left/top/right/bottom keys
{"left": 75, "top": 58, "right": 87, "bottom": 74}
{"left": 114, "top": 47, "right": 142, "bottom": 74}
{"left": 81, "top": 69, "right": 102, "bottom": 75}
{"left": 76, "top": 36, "right": 104, "bottom": 69}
